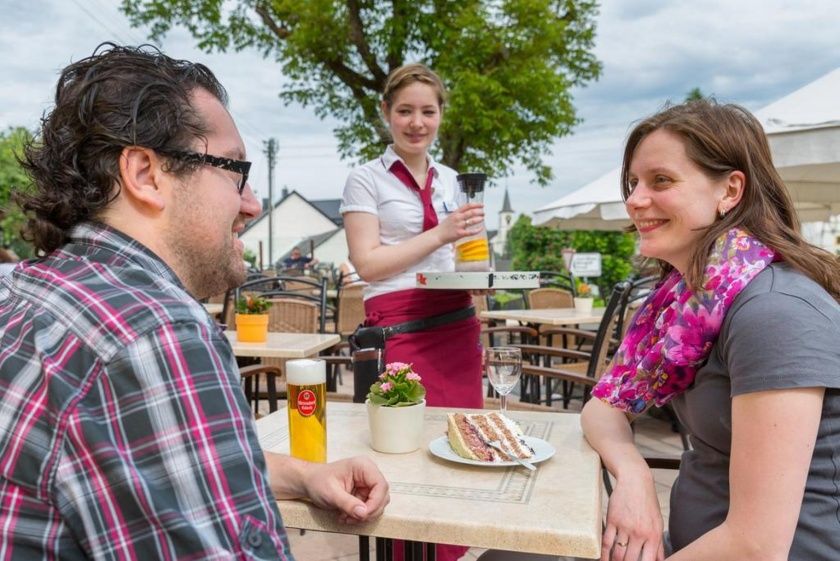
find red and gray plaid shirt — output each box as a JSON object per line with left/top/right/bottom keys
{"left": 0, "top": 223, "right": 292, "bottom": 560}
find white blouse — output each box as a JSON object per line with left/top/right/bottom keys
{"left": 340, "top": 145, "right": 459, "bottom": 300}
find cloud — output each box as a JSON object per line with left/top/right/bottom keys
{"left": 2, "top": 0, "right": 839, "bottom": 227}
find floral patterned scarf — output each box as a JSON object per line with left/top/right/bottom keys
{"left": 592, "top": 228, "right": 776, "bottom": 414}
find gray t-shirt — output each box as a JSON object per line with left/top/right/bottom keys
{"left": 668, "top": 263, "right": 840, "bottom": 560}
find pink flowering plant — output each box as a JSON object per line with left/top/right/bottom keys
{"left": 367, "top": 362, "right": 426, "bottom": 407}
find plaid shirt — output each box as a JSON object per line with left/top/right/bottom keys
{"left": 0, "top": 223, "right": 292, "bottom": 560}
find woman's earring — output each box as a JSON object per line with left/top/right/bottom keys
{"left": 718, "top": 208, "right": 727, "bottom": 219}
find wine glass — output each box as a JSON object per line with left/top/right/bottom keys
{"left": 485, "top": 346, "right": 522, "bottom": 415}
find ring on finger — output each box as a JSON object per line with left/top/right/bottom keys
{"left": 615, "top": 540, "right": 627, "bottom": 547}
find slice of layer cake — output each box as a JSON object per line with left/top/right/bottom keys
{"left": 447, "top": 412, "right": 535, "bottom": 462}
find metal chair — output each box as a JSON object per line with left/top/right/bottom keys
{"left": 230, "top": 274, "right": 329, "bottom": 333}
{"left": 516, "top": 281, "right": 632, "bottom": 407}
{"left": 317, "top": 283, "right": 366, "bottom": 390}
{"left": 239, "top": 364, "right": 282, "bottom": 417}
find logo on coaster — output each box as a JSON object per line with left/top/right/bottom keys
{"left": 297, "top": 389, "right": 317, "bottom": 417}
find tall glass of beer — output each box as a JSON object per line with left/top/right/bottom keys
{"left": 286, "top": 359, "right": 327, "bottom": 462}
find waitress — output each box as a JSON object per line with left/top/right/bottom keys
{"left": 341, "top": 63, "right": 485, "bottom": 413}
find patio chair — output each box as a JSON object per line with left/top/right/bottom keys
{"left": 320, "top": 283, "right": 366, "bottom": 389}
{"left": 616, "top": 274, "right": 659, "bottom": 339}
{"left": 481, "top": 325, "right": 539, "bottom": 399}
{"left": 515, "top": 281, "right": 632, "bottom": 407}
{"left": 239, "top": 364, "right": 282, "bottom": 417}
{"left": 528, "top": 270, "right": 576, "bottom": 307}
{"left": 527, "top": 287, "right": 575, "bottom": 309}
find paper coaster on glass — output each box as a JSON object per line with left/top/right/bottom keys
{"left": 416, "top": 271, "right": 540, "bottom": 290}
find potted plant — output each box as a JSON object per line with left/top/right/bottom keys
{"left": 235, "top": 293, "right": 271, "bottom": 342}
{"left": 366, "top": 362, "right": 427, "bottom": 453}
{"left": 574, "top": 281, "right": 594, "bottom": 314}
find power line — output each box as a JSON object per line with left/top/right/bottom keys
{"left": 68, "top": 0, "right": 135, "bottom": 45}
{"left": 86, "top": 0, "right": 150, "bottom": 46}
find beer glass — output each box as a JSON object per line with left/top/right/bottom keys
{"left": 286, "top": 359, "right": 327, "bottom": 462}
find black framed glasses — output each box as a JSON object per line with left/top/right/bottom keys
{"left": 168, "top": 150, "right": 251, "bottom": 195}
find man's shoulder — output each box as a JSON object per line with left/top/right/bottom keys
{"left": 5, "top": 255, "right": 213, "bottom": 360}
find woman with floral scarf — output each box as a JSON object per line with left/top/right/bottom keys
{"left": 582, "top": 100, "right": 840, "bottom": 561}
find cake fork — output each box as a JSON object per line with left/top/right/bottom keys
{"left": 481, "top": 437, "right": 536, "bottom": 471}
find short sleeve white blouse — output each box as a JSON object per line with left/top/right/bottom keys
{"left": 340, "top": 145, "right": 459, "bottom": 301}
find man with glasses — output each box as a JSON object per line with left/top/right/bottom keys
{"left": 0, "top": 44, "right": 388, "bottom": 560}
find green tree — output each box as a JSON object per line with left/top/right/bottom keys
{"left": 121, "top": 0, "right": 602, "bottom": 184}
{"left": 0, "top": 127, "right": 33, "bottom": 257}
{"left": 684, "top": 86, "right": 705, "bottom": 101}
{"left": 508, "top": 214, "right": 635, "bottom": 297}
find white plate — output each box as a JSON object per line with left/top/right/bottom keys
{"left": 428, "top": 435, "right": 556, "bottom": 467}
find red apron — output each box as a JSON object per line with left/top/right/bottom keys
{"left": 364, "top": 288, "right": 483, "bottom": 408}
{"left": 364, "top": 288, "right": 482, "bottom": 561}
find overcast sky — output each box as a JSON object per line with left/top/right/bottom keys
{"left": 2, "top": 0, "right": 838, "bottom": 230}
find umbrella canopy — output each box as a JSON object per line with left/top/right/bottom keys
{"left": 755, "top": 67, "right": 840, "bottom": 220}
{"left": 533, "top": 168, "right": 629, "bottom": 230}
{"left": 535, "top": 68, "right": 840, "bottom": 229}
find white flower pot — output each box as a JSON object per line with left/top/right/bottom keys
{"left": 366, "top": 399, "right": 426, "bottom": 454}
{"left": 574, "top": 297, "right": 594, "bottom": 314}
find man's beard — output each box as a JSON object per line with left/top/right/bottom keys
{"left": 167, "top": 227, "right": 246, "bottom": 300}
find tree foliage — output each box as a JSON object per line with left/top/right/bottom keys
{"left": 508, "top": 214, "right": 636, "bottom": 297}
{"left": 120, "top": 0, "right": 602, "bottom": 184}
{"left": 0, "top": 127, "right": 33, "bottom": 257}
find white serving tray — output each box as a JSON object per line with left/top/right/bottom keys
{"left": 416, "top": 271, "right": 540, "bottom": 290}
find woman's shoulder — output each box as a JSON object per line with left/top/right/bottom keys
{"left": 346, "top": 157, "right": 382, "bottom": 180}
{"left": 726, "top": 263, "right": 840, "bottom": 343}
{"left": 736, "top": 263, "right": 838, "bottom": 315}
{"left": 344, "top": 157, "right": 388, "bottom": 196}
{"left": 433, "top": 161, "right": 459, "bottom": 181}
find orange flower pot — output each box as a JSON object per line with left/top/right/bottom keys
{"left": 235, "top": 313, "right": 269, "bottom": 343}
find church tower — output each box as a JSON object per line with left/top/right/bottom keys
{"left": 493, "top": 187, "right": 515, "bottom": 258}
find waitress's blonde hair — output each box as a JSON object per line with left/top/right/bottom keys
{"left": 382, "top": 63, "right": 447, "bottom": 110}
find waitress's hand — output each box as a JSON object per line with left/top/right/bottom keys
{"left": 436, "top": 203, "right": 485, "bottom": 244}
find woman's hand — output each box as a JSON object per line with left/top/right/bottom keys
{"left": 602, "top": 468, "right": 665, "bottom": 561}
{"left": 436, "top": 203, "right": 485, "bottom": 245}
{"left": 581, "top": 399, "right": 665, "bottom": 561}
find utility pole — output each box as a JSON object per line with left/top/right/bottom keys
{"left": 263, "top": 138, "right": 278, "bottom": 270}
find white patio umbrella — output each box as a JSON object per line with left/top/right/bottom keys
{"left": 535, "top": 67, "right": 840, "bottom": 229}
{"left": 532, "top": 167, "right": 629, "bottom": 230}
{"left": 755, "top": 67, "right": 840, "bottom": 221}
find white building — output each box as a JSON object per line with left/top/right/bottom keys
{"left": 239, "top": 190, "right": 348, "bottom": 269}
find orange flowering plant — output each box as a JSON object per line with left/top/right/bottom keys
{"left": 235, "top": 293, "right": 271, "bottom": 314}
{"left": 576, "top": 281, "right": 593, "bottom": 297}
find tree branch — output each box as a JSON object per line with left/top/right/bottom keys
{"left": 254, "top": 2, "right": 290, "bottom": 39}
{"left": 386, "top": 0, "right": 408, "bottom": 71}
{"left": 345, "top": 0, "right": 388, "bottom": 84}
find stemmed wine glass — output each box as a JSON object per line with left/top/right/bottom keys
{"left": 485, "top": 346, "right": 522, "bottom": 415}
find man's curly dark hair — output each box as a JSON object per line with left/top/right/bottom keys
{"left": 18, "top": 43, "right": 228, "bottom": 254}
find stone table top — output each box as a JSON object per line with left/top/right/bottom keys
{"left": 226, "top": 331, "right": 340, "bottom": 358}
{"left": 256, "top": 402, "right": 602, "bottom": 558}
{"left": 481, "top": 307, "right": 605, "bottom": 326}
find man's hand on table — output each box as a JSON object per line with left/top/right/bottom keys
{"left": 265, "top": 452, "right": 390, "bottom": 524}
